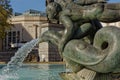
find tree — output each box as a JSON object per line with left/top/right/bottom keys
{"left": 0, "top": 0, "right": 12, "bottom": 39}
{"left": 0, "top": 0, "right": 12, "bottom": 12}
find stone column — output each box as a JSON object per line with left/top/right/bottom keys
{"left": 38, "top": 23, "right": 49, "bottom": 62}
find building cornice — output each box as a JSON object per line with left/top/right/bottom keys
{"left": 10, "top": 15, "right": 47, "bottom": 23}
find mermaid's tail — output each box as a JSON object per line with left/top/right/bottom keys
{"left": 63, "top": 26, "right": 120, "bottom": 73}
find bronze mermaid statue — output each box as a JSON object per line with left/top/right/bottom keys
{"left": 40, "top": 0, "right": 120, "bottom": 74}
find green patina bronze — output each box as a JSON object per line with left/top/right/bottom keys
{"left": 40, "top": 0, "right": 120, "bottom": 80}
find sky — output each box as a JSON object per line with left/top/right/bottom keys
{"left": 10, "top": 0, "right": 120, "bottom": 13}
{"left": 10, "top": 0, "right": 45, "bottom": 13}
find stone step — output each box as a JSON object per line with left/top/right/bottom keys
{"left": 0, "top": 52, "right": 15, "bottom": 62}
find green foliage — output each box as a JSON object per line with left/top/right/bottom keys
{"left": 0, "top": 0, "right": 12, "bottom": 39}
{"left": 0, "top": 0, "right": 12, "bottom": 11}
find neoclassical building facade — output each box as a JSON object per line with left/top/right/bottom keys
{"left": 5, "top": 10, "right": 47, "bottom": 50}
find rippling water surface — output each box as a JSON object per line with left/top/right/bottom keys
{"left": 0, "top": 64, "right": 66, "bottom": 80}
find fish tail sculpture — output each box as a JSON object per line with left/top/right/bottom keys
{"left": 63, "top": 26, "right": 120, "bottom": 73}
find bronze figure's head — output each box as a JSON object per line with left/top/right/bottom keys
{"left": 46, "top": 2, "right": 62, "bottom": 20}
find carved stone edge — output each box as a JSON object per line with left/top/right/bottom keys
{"left": 59, "top": 68, "right": 120, "bottom": 80}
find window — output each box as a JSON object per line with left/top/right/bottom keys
{"left": 4, "top": 31, "right": 20, "bottom": 49}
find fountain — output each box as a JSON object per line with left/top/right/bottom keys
{"left": 0, "top": 39, "right": 40, "bottom": 80}
{"left": 0, "top": 0, "right": 120, "bottom": 80}
{"left": 0, "top": 38, "right": 65, "bottom": 80}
